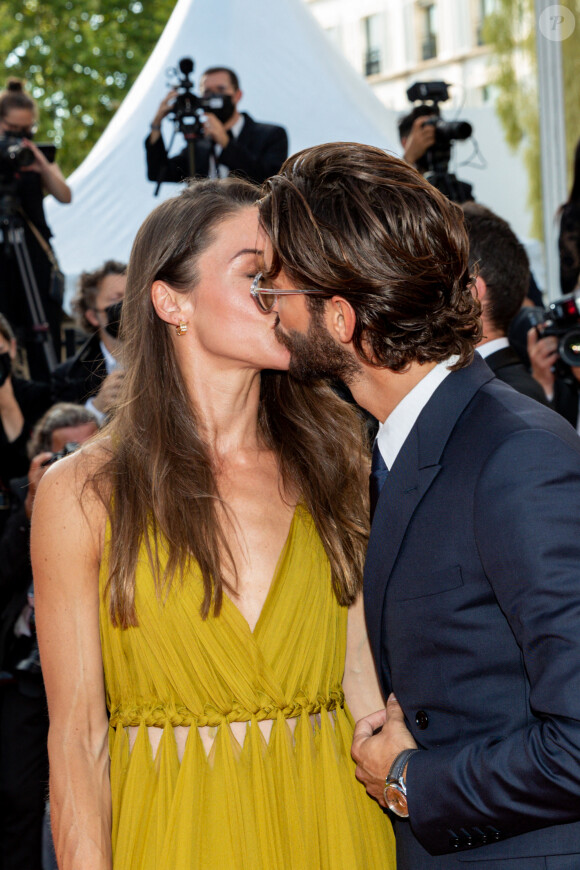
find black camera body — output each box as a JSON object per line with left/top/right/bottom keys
{"left": 0, "top": 134, "right": 34, "bottom": 174}
{"left": 40, "top": 441, "right": 81, "bottom": 468}
{"left": 169, "top": 57, "right": 231, "bottom": 140}
{"left": 405, "top": 81, "right": 473, "bottom": 202}
{"left": 520, "top": 292, "right": 580, "bottom": 368}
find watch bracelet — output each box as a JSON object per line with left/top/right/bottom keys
{"left": 386, "top": 748, "right": 420, "bottom": 786}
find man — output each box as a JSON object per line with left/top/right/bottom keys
{"left": 51, "top": 260, "right": 126, "bottom": 423}
{"left": 462, "top": 202, "right": 549, "bottom": 404}
{"left": 257, "top": 142, "right": 580, "bottom": 868}
{"left": 398, "top": 104, "right": 436, "bottom": 168}
{"left": 145, "top": 66, "right": 288, "bottom": 186}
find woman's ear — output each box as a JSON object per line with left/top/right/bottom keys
{"left": 326, "top": 296, "right": 357, "bottom": 344}
{"left": 151, "top": 280, "right": 189, "bottom": 327}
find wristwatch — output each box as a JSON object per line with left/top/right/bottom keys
{"left": 384, "top": 748, "right": 420, "bottom": 817}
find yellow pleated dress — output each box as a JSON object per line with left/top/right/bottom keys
{"left": 99, "top": 504, "right": 396, "bottom": 869}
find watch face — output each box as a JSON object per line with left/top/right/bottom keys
{"left": 384, "top": 784, "right": 409, "bottom": 818}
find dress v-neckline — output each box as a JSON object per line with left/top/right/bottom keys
{"left": 222, "top": 504, "right": 299, "bottom": 637}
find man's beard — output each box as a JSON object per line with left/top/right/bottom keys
{"left": 274, "top": 307, "right": 361, "bottom": 385}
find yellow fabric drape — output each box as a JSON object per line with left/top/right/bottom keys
{"left": 100, "top": 505, "right": 395, "bottom": 869}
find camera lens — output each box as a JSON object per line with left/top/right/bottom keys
{"left": 559, "top": 328, "right": 580, "bottom": 368}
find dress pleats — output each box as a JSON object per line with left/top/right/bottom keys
{"left": 99, "top": 505, "right": 395, "bottom": 869}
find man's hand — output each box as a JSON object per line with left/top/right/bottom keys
{"left": 351, "top": 694, "right": 417, "bottom": 806}
{"left": 202, "top": 112, "right": 230, "bottom": 149}
{"left": 91, "top": 369, "right": 124, "bottom": 415}
{"left": 527, "top": 325, "right": 558, "bottom": 400}
{"left": 403, "top": 116, "right": 436, "bottom": 166}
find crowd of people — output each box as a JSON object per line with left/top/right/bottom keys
{"left": 0, "top": 67, "right": 579, "bottom": 870}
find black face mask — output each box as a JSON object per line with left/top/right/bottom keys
{"left": 204, "top": 93, "right": 235, "bottom": 124}
{"left": 6, "top": 129, "right": 34, "bottom": 140}
{"left": 103, "top": 301, "right": 123, "bottom": 340}
{"left": 0, "top": 351, "right": 11, "bottom": 387}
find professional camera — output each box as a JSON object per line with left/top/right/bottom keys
{"left": 527, "top": 292, "right": 580, "bottom": 368}
{"left": 0, "top": 134, "right": 34, "bottom": 178}
{"left": 168, "top": 57, "right": 233, "bottom": 140}
{"left": 40, "top": 441, "right": 80, "bottom": 468}
{"left": 406, "top": 81, "right": 473, "bottom": 203}
{"left": 511, "top": 291, "right": 580, "bottom": 369}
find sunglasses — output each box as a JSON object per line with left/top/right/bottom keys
{"left": 250, "top": 272, "right": 330, "bottom": 313}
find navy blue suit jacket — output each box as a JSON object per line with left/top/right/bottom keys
{"left": 364, "top": 354, "right": 580, "bottom": 867}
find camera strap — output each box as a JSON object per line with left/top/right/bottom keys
{"left": 18, "top": 207, "right": 61, "bottom": 271}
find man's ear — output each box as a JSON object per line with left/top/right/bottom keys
{"left": 151, "top": 280, "right": 189, "bottom": 327}
{"left": 85, "top": 308, "right": 100, "bottom": 330}
{"left": 326, "top": 296, "right": 357, "bottom": 344}
{"left": 473, "top": 275, "right": 487, "bottom": 302}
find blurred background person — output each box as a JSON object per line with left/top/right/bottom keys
{"left": 559, "top": 136, "right": 580, "bottom": 295}
{"left": 0, "top": 79, "right": 71, "bottom": 380}
{"left": 0, "top": 403, "right": 98, "bottom": 870}
{"left": 51, "top": 260, "right": 126, "bottom": 423}
{"left": 0, "top": 314, "right": 51, "bottom": 526}
{"left": 462, "top": 202, "right": 549, "bottom": 405}
{"left": 146, "top": 66, "right": 288, "bottom": 187}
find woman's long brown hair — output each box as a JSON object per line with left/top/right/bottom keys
{"left": 92, "top": 178, "right": 369, "bottom": 628}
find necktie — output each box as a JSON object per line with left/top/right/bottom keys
{"left": 369, "top": 441, "right": 389, "bottom": 522}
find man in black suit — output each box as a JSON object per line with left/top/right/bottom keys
{"left": 51, "top": 261, "right": 126, "bottom": 422}
{"left": 462, "top": 202, "right": 549, "bottom": 405}
{"left": 146, "top": 66, "right": 288, "bottom": 187}
{"left": 257, "top": 142, "right": 580, "bottom": 868}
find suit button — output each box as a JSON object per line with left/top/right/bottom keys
{"left": 415, "top": 710, "right": 429, "bottom": 730}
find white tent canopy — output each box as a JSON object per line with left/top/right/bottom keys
{"left": 46, "top": 0, "right": 399, "bottom": 288}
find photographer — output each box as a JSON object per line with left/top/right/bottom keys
{"left": 51, "top": 260, "right": 126, "bottom": 423}
{"left": 0, "top": 403, "right": 98, "bottom": 870}
{"left": 0, "top": 314, "right": 51, "bottom": 507}
{"left": 0, "top": 79, "right": 71, "bottom": 381}
{"left": 145, "top": 66, "right": 288, "bottom": 186}
{"left": 398, "top": 104, "right": 437, "bottom": 168}
{"left": 528, "top": 324, "right": 580, "bottom": 432}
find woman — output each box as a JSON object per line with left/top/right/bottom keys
{"left": 32, "top": 178, "right": 395, "bottom": 870}
{"left": 0, "top": 313, "right": 51, "bottom": 506}
{"left": 559, "top": 136, "right": 580, "bottom": 295}
{"left": 0, "top": 78, "right": 71, "bottom": 378}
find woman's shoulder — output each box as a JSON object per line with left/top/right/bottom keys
{"left": 34, "top": 437, "right": 113, "bottom": 542}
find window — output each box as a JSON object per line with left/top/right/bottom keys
{"left": 362, "top": 14, "right": 383, "bottom": 76}
{"left": 420, "top": 3, "right": 438, "bottom": 61}
{"left": 475, "top": 0, "right": 496, "bottom": 46}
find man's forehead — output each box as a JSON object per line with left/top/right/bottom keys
{"left": 201, "top": 71, "right": 234, "bottom": 91}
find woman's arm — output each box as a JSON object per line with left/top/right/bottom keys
{"left": 22, "top": 139, "right": 72, "bottom": 203}
{"left": 0, "top": 375, "right": 25, "bottom": 442}
{"left": 343, "top": 593, "right": 385, "bottom": 721}
{"left": 32, "top": 451, "right": 112, "bottom": 870}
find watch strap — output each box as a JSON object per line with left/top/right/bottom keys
{"left": 387, "top": 748, "right": 420, "bottom": 785}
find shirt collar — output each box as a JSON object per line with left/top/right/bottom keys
{"left": 476, "top": 336, "right": 509, "bottom": 359}
{"left": 99, "top": 339, "right": 119, "bottom": 375}
{"left": 376, "top": 356, "right": 459, "bottom": 470}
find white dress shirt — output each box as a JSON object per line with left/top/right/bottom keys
{"left": 476, "top": 337, "right": 509, "bottom": 359}
{"left": 376, "top": 356, "right": 460, "bottom": 470}
{"left": 209, "top": 114, "right": 245, "bottom": 179}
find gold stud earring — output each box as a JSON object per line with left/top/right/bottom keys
{"left": 176, "top": 321, "right": 188, "bottom": 335}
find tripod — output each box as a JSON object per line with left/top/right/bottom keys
{"left": 0, "top": 187, "right": 58, "bottom": 375}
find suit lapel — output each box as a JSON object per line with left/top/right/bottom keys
{"left": 364, "top": 355, "right": 496, "bottom": 668}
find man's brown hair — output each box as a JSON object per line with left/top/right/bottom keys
{"left": 72, "top": 260, "right": 127, "bottom": 334}
{"left": 259, "top": 142, "right": 481, "bottom": 371}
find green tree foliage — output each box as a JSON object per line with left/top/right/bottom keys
{"left": 483, "top": 0, "right": 580, "bottom": 239}
{"left": 0, "top": 0, "right": 176, "bottom": 177}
